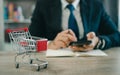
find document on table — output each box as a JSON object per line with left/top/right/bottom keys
{"left": 46, "top": 48, "right": 107, "bottom": 57}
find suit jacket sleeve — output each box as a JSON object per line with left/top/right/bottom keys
{"left": 29, "top": 0, "right": 46, "bottom": 38}
{"left": 97, "top": 1, "right": 120, "bottom": 50}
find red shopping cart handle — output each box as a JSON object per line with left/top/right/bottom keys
{"left": 6, "top": 27, "right": 29, "bottom": 33}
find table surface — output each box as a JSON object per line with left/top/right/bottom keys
{"left": 0, "top": 47, "right": 120, "bottom": 75}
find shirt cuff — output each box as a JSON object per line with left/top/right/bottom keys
{"left": 95, "top": 38, "right": 106, "bottom": 49}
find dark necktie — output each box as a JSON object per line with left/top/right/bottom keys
{"left": 66, "top": 4, "right": 79, "bottom": 39}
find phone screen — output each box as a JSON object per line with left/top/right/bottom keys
{"left": 69, "top": 40, "right": 92, "bottom": 47}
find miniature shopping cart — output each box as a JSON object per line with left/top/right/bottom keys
{"left": 6, "top": 27, "right": 48, "bottom": 71}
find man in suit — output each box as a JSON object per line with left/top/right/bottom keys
{"left": 29, "top": 0, "right": 120, "bottom": 51}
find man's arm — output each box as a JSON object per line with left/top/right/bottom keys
{"left": 97, "top": 2, "right": 120, "bottom": 50}
{"left": 29, "top": 0, "right": 46, "bottom": 38}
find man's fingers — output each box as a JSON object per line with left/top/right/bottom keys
{"left": 87, "top": 32, "right": 96, "bottom": 40}
{"left": 57, "top": 30, "right": 77, "bottom": 41}
{"left": 53, "top": 29, "right": 78, "bottom": 49}
{"left": 70, "top": 46, "right": 89, "bottom": 52}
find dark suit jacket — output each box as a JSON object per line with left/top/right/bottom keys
{"left": 29, "top": 0, "right": 120, "bottom": 50}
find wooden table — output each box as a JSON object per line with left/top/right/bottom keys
{"left": 0, "top": 47, "right": 120, "bottom": 75}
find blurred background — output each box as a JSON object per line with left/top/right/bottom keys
{"left": 0, "top": 0, "right": 120, "bottom": 51}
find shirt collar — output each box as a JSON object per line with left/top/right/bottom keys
{"left": 61, "top": 0, "right": 80, "bottom": 10}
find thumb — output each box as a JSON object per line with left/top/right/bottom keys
{"left": 87, "top": 32, "right": 96, "bottom": 40}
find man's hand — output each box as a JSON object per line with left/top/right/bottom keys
{"left": 48, "top": 29, "right": 77, "bottom": 50}
{"left": 70, "top": 32, "right": 99, "bottom": 52}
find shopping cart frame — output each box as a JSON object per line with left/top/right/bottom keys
{"left": 6, "top": 27, "right": 48, "bottom": 71}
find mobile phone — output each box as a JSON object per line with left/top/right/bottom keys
{"left": 69, "top": 40, "right": 92, "bottom": 47}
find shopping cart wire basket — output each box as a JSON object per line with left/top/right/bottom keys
{"left": 6, "top": 27, "right": 48, "bottom": 71}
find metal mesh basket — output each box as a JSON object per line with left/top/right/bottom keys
{"left": 6, "top": 27, "right": 48, "bottom": 71}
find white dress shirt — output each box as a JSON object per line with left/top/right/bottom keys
{"left": 61, "top": 0, "right": 84, "bottom": 39}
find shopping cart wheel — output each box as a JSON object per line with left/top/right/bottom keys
{"left": 15, "top": 63, "right": 19, "bottom": 68}
{"left": 36, "top": 66, "right": 40, "bottom": 71}
{"left": 44, "top": 64, "right": 48, "bottom": 69}
{"left": 30, "top": 59, "right": 33, "bottom": 64}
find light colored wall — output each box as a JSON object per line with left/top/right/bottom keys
{"left": 0, "top": 0, "right": 4, "bottom": 50}
{"left": 102, "top": 0, "right": 118, "bottom": 26}
{"left": 118, "top": 0, "right": 120, "bottom": 31}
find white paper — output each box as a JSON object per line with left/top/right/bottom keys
{"left": 46, "top": 48, "right": 107, "bottom": 57}
{"left": 75, "top": 50, "right": 108, "bottom": 57}
{"left": 46, "top": 48, "right": 74, "bottom": 57}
